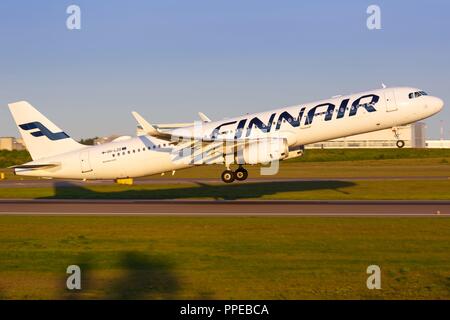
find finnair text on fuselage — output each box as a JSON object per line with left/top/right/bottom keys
{"left": 208, "top": 93, "right": 378, "bottom": 139}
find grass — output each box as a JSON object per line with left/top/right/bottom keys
{"left": 0, "top": 150, "right": 31, "bottom": 168}
{"left": 1, "top": 157, "right": 449, "bottom": 181}
{"left": 0, "top": 179, "right": 449, "bottom": 200}
{"left": 2, "top": 148, "right": 449, "bottom": 167}
{"left": 0, "top": 216, "right": 449, "bottom": 299}
{"left": 294, "top": 148, "right": 450, "bottom": 162}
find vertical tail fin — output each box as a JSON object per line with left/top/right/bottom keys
{"left": 8, "top": 101, "right": 83, "bottom": 160}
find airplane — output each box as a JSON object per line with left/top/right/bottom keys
{"left": 7, "top": 86, "right": 444, "bottom": 183}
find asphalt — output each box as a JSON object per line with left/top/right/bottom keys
{"left": 0, "top": 199, "right": 449, "bottom": 216}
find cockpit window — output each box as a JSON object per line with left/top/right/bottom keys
{"left": 409, "top": 91, "right": 428, "bottom": 99}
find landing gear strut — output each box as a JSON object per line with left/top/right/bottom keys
{"left": 221, "top": 166, "right": 249, "bottom": 183}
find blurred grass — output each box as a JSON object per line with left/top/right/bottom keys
{"left": 0, "top": 216, "right": 449, "bottom": 299}
{"left": 1, "top": 149, "right": 449, "bottom": 181}
{"left": 2, "top": 148, "right": 450, "bottom": 166}
{"left": 0, "top": 150, "right": 31, "bottom": 168}
{"left": 294, "top": 148, "right": 450, "bottom": 162}
{"left": 0, "top": 179, "right": 449, "bottom": 200}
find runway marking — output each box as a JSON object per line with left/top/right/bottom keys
{"left": 1, "top": 212, "right": 449, "bottom": 217}
{"left": 0, "top": 200, "right": 448, "bottom": 216}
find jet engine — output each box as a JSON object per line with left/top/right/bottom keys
{"left": 234, "top": 138, "right": 289, "bottom": 165}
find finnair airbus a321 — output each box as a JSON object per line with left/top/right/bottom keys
{"left": 8, "top": 86, "right": 443, "bottom": 183}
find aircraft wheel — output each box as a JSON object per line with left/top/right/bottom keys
{"left": 396, "top": 140, "right": 405, "bottom": 148}
{"left": 235, "top": 168, "right": 248, "bottom": 181}
{"left": 221, "top": 170, "right": 235, "bottom": 183}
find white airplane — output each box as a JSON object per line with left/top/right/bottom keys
{"left": 8, "top": 86, "right": 444, "bottom": 183}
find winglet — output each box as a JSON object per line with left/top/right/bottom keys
{"left": 131, "top": 111, "right": 172, "bottom": 140}
{"left": 198, "top": 112, "right": 212, "bottom": 122}
{"left": 132, "top": 111, "right": 160, "bottom": 135}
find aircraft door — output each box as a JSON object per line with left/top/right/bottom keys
{"left": 384, "top": 90, "right": 398, "bottom": 112}
{"left": 80, "top": 150, "right": 93, "bottom": 173}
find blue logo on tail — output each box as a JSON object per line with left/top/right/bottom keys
{"left": 19, "top": 122, "right": 69, "bottom": 141}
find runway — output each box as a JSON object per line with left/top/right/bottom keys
{"left": 0, "top": 175, "right": 449, "bottom": 188}
{"left": 0, "top": 199, "right": 449, "bottom": 216}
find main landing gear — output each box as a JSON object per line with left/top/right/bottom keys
{"left": 221, "top": 166, "right": 248, "bottom": 183}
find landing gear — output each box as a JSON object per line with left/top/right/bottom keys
{"left": 221, "top": 166, "right": 249, "bottom": 183}
{"left": 392, "top": 127, "right": 405, "bottom": 148}
{"left": 221, "top": 170, "right": 235, "bottom": 183}
{"left": 396, "top": 140, "right": 405, "bottom": 148}
{"left": 234, "top": 167, "right": 248, "bottom": 181}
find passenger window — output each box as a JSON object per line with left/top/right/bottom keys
{"left": 409, "top": 93, "right": 414, "bottom": 99}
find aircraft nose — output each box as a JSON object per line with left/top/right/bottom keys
{"left": 430, "top": 96, "right": 444, "bottom": 112}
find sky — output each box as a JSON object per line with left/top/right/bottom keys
{"left": 0, "top": 0, "right": 449, "bottom": 140}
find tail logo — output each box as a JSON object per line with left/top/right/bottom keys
{"left": 19, "top": 122, "right": 69, "bottom": 141}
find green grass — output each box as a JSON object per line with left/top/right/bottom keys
{"left": 294, "top": 148, "right": 450, "bottom": 162}
{"left": 1, "top": 149, "right": 449, "bottom": 181}
{"left": 2, "top": 148, "right": 450, "bottom": 168}
{"left": 0, "top": 179, "right": 449, "bottom": 200}
{"left": 2, "top": 157, "right": 449, "bottom": 181}
{"left": 0, "top": 216, "right": 449, "bottom": 299}
{"left": 0, "top": 150, "right": 31, "bottom": 168}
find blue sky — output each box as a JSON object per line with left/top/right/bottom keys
{"left": 0, "top": 0, "right": 449, "bottom": 139}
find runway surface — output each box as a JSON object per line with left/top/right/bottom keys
{"left": 0, "top": 176, "right": 449, "bottom": 188}
{"left": 0, "top": 199, "right": 449, "bottom": 216}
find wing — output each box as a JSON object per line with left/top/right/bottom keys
{"left": 131, "top": 111, "right": 288, "bottom": 165}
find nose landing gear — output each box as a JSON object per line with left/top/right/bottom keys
{"left": 396, "top": 140, "right": 405, "bottom": 148}
{"left": 392, "top": 127, "right": 405, "bottom": 148}
{"left": 221, "top": 166, "right": 249, "bottom": 183}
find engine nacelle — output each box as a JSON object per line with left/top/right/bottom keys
{"left": 235, "top": 138, "right": 289, "bottom": 165}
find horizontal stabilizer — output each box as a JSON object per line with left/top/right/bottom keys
{"left": 9, "top": 163, "right": 60, "bottom": 170}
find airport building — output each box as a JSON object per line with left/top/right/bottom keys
{"left": 93, "top": 135, "right": 121, "bottom": 145}
{"left": 0, "top": 137, "right": 26, "bottom": 151}
{"left": 306, "top": 122, "right": 427, "bottom": 149}
{"left": 426, "top": 140, "right": 450, "bottom": 148}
